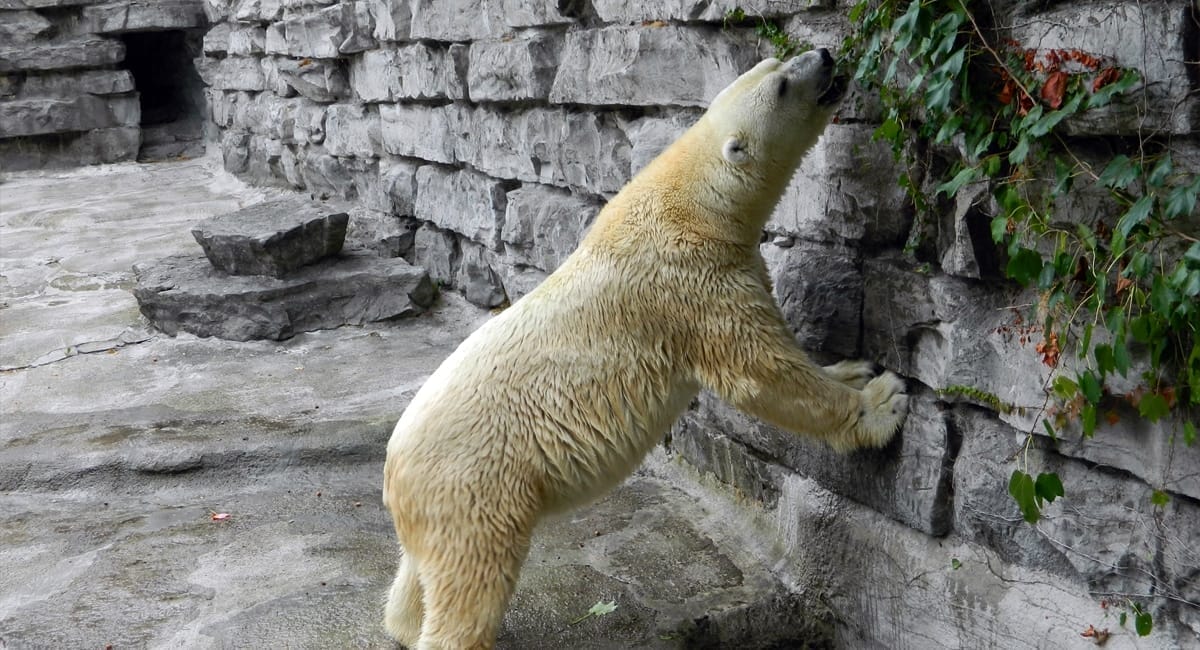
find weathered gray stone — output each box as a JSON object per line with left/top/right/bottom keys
{"left": 190, "top": 198, "right": 349, "bottom": 277}
{"left": 203, "top": 0, "right": 233, "bottom": 21}
{"left": 228, "top": 25, "right": 267, "bottom": 54}
{"left": 549, "top": 26, "right": 757, "bottom": 108}
{"left": 766, "top": 123, "right": 910, "bottom": 248}
{"left": 0, "top": 94, "right": 139, "bottom": 138}
{"left": 675, "top": 388, "right": 953, "bottom": 536}
{"left": 6, "top": 70, "right": 135, "bottom": 98}
{"left": 467, "top": 34, "right": 560, "bottom": 102}
{"left": 0, "top": 9, "right": 52, "bottom": 43}
{"left": 203, "top": 21, "right": 234, "bottom": 53}
{"left": 342, "top": 204, "right": 413, "bottom": 257}
{"left": 0, "top": 0, "right": 104, "bottom": 7}
{"left": 408, "top": 0, "right": 495, "bottom": 41}
{"left": 0, "top": 38, "right": 124, "bottom": 73}
{"left": 80, "top": 0, "right": 207, "bottom": 33}
{"left": 378, "top": 156, "right": 420, "bottom": 216}
{"left": 349, "top": 43, "right": 465, "bottom": 102}
{"left": 378, "top": 102, "right": 458, "bottom": 164}
{"left": 456, "top": 240, "right": 506, "bottom": 308}
{"left": 219, "top": 131, "right": 296, "bottom": 188}
{"left": 414, "top": 165, "right": 508, "bottom": 249}
{"left": 0, "top": 125, "right": 139, "bottom": 171}
{"left": 268, "top": 57, "right": 349, "bottom": 103}
{"left": 232, "top": 0, "right": 282, "bottom": 22}
{"left": 761, "top": 239, "right": 861, "bottom": 359}
{"left": 367, "top": 0, "right": 409, "bottom": 41}
{"left": 297, "top": 147, "right": 355, "bottom": 198}
{"left": 591, "top": 0, "right": 826, "bottom": 23}
{"left": 501, "top": 183, "right": 598, "bottom": 273}
{"left": 458, "top": 105, "right": 632, "bottom": 194}
{"left": 195, "top": 55, "right": 266, "bottom": 91}
{"left": 266, "top": 2, "right": 373, "bottom": 58}
{"left": 324, "top": 103, "right": 379, "bottom": 158}
{"left": 621, "top": 109, "right": 700, "bottom": 175}
{"left": 938, "top": 181, "right": 991, "bottom": 279}
{"left": 133, "top": 250, "right": 434, "bottom": 341}
{"left": 494, "top": 256, "right": 547, "bottom": 303}
{"left": 497, "top": 0, "right": 573, "bottom": 27}
{"left": 412, "top": 223, "right": 456, "bottom": 285}
{"left": 1011, "top": 1, "right": 1197, "bottom": 135}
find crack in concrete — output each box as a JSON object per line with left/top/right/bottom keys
{"left": 0, "top": 330, "right": 156, "bottom": 372}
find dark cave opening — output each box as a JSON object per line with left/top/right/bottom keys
{"left": 120, "top": 30, "right": 208, "bottom": 161}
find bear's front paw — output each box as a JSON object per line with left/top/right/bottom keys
{"left": 823, "top": 359, "right": 877, "bottom": 389}
{"left": 853, "top": 371, "right": 908, "bottom": 449}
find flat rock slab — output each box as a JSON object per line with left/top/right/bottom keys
{"left": 134, "top": 251, "right": 435, "bottom": 341}
{"left": 191, "top": 199, "right": 350, "bottom": 277}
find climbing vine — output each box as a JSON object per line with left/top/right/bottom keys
{"left": 837, "top": 0, "right": 1199, "bottom": 636}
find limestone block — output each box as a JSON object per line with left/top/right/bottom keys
{"left": 936, "top": 181, "right": 996, "bottom": 280}
{"left": 270, "top": 57, "right": 349, "bottom": 103}
{"left": 80, "top": 0, "right": 207, "bottom": 33}
{"left": 761, "top": 240, "right": 861, "bottom": 360}
{"left": 228, "top": 25, "right": 267, "bottom": 55}
{"left": 10, "top": 70, "right": 135, "bottom": 97}
{"left": 494, "top": 256, "right": 547, "bottom": 303}
{"left": 621, "top": 110, "right": 700, "bottom": 175}
{"left": 0, "top": 9, "right": 52, "bottom": 43}
{"left": 459, "top": 105, "right": 632, "bottom": 194}
{"left": 0, "top": 0, "right": 104, "bottom": 6}
{"left": 409, "top": 0, "right": 495, "bottom": 41}
{"left": 0, "top": 126, "right": 138, "bottom": 171}
{"left": 1010, "top": 1, "right": 1196, "bottom": 135}
{"left": 379, "top": 156, "right": 421, "bottom": 216}
{"left": 269, "top": 2, "right": 374, "bottom": 58}
{"left": 456, "top": 240, "right": 506, "bottom": 307}
{"left": 233, "top": 0, "right": 282, "bottom": 22}
{"left": 298, "top": 147, "right": 356, "bottom": 198}
{"left": 766, "top": 123, "right": 910, "bottom": 248}
{"left": 501, "top": 183, "right": 599, "bottom": 273}
{"left": 549, "top": 26, "right": 758, "bottom": 108}
{"left": 367, "top": 0, "right": 409, "bottom": 41}
{"left": 259, "top": 55, "right": 295, "bottom": 96}
{"left": 203, "top": 0, "right": 233, "bottom": 21}
{"left": 674, "top": 389, "right": 954, "bottom": 536}
{"left": 0, "top": 38, "right": 124, "bottom": 73}
{"left": 133, "top": 251, "right": 434, "bottom": 341}
{"left": 344, "top": 205, "right": 415, "bottom": 257}
{"left": 498, "top": 0, "right": 573, "bottom": 27}
{"left": 0, "top": 94, "right": 139, "bottom": 138}
{"left": 414, "top": 165, "right": 508, "bottom": 250}
{"left": 591, "top": 0, "right": 825, "bottom": 23}
{"left": 190, "top": 198, "right": 349, "bottom": 277}
{"left": 349, "top": 43, "right": 466, "bottom": 102}
{"left": 203, "top": 22, "right": 233, "bottom": 53}
{"left": 324, "top": 103, "right": 379, "bottom": 158}
{"left": 468, "top": 34, "right": 560, "bottom": 102}
{"left": 378, "top": 102, "right": 459, "bottom": 164}
{"left": 412, "top": 223, "right": 456, "bottom": 285}
{"left": 951, "top": 407, "right": 1171, "bottom": 597}
{"left": 195, "top": 55, "right": 267, "bottom": 91}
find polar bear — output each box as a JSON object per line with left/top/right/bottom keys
{"left": 382, "top": 49, "right": 907, "bottom": 649}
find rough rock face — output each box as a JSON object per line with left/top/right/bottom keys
{"left": 197, "top": 0, "right": 1200, "bottom": 645}
{"left": 190, "top": 198, "right": 349, "bottom": 278}
{"left": 133, "top": 251, "right": 434, "bottom": 341}
{"left": 0, "top": 0, "right": 209, "bottom": 169}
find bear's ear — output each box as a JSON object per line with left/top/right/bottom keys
{"left": 722, "top": 136, "right": 749, "bottom": 165}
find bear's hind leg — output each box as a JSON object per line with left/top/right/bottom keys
{"left": 384, "top": 551, "right": 423, "bottom": 647}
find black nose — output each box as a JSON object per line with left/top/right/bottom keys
{"left": 817, "top": 48, "right": 834, "bottom": 67}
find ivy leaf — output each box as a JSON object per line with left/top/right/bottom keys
{"left": 1135, "top": 611, "right": 1153, "bottom": 637}
{"left": 1087, "top": 68, "right": 1139, "bottom": 109}
{"left": 1078, "top": 370, "right": 1102, "bottom": 404}
{"left": 1147, "top": 154, "right": 1173, "bottom": 188}
{"left": 1113, "top": 341, "right": 1131, "bottom": 376}
{"left": 1185, "top": 421, "right": 1197, "bottom": 446}
{"left": 1098, "top": 155, "right": 1137, "bottom": 190}
{"left": 1006, "top": 247, "right": 1043, "bottom": 286}
{"left": 1094, "top": 344, "right": 1115, "bottom": 376}
{"left": 1082, "top": 403, "right": 1098, "bottom": 437}
{"left": 1008, "top": 134, "right": 1031, "bottom": 165}
{"left": 1164, "top": 175, "right": 1200, "bottom": 220}
{"left": 1138, "top": 393, "right": 1170, "bottom": 422}
{"left": 1150, "top": 489, "right": 1170, "bottom": 507}
{"left": 1053, "top": 157, "right": 1074, "bottom": 195}
{"left": 1035, "top": 472, "right": 1064, "bottom": 505}
{"left": 1116, "top": 196, "right": 1154, "bottom": 238}
{"left": 936, "top": 166, "right": 981, "bottom": 197}
{"left": 1052, "top": 375, "right": 1079, "bottom": 399}
{"left": 1008, "top": 470, "right": 1040, "bottom": 524}
{"left": 950, "top": 557, "right": 962, "bottom": 570}
{"left": 991, "top": 215, "right": 1010, "bottom": 243}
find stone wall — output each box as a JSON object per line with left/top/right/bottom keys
{"left": 0, "top": 0, "right": 210, "bottom": 170}
{"left": 197, "top": 0, "right": 1200, "bottom": 646}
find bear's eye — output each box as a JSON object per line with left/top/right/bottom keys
{"left": 776, "top": 77, "right": 788, "bottom": 98}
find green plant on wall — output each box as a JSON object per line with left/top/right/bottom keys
{"left": 836, "top": 0, "right": 1199, "bottom": 636}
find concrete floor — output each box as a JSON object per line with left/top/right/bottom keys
{"left": 0, "top": 156, "right": 815, "bottom": 649}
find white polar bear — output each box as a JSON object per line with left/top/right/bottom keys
{"left": 382, "top": 49, "right": 908, "bottom": 649}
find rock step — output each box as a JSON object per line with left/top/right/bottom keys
{"left": 133, "top": 251, "right": 435, "bottom": 341}
{"left": 190, "top": 198, "right": 350, "bottom": 278}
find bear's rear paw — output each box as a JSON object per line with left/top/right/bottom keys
{"left": 823, "top": 359, "right": 877, "bottom": 389}
{"left": 852, "top": 371, "right": 908, "bottom": 449}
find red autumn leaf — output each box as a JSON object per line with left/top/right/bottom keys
{"left": 1036, "top": 333, "right": 1061, "bottom": 367}
{"left": 1041, "top": 71, "right": 1068, "bottom": 109}
{"left": 1162, "top": 386, "right": 1177, "bottom": 408}
{"left": 1105, "top": 410, "right": 1121, "bottom": 425}
{"left": 1023, "top": 50, "right": 1037, "bottom": 71}
{"left": 998, "top": 81, "right": 1014, "bottom": 105}
{"left": 1116, "top": 276, "right": 1134, "bottom": 294}
{"left": 1092, "top": 67, "right": 1120, "bottom": 92}
{"left": 211, "top": 512, "right": 231, "bottom": 521}
{"left": 1081, "top": 625, "right": 1096, "bottom": 638}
